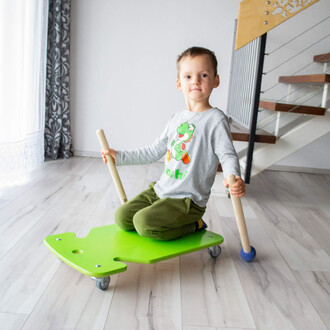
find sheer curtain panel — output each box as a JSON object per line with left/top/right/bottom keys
{"left": 0, "top": 0, "right": 48, "bottom": 186}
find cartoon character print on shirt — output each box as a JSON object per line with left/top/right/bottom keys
{"left": 166, "top": 122, "right": 195, "bottom": 164}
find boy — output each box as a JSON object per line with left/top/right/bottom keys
{"left": 102, "top": 46, "right": 245, "bottom": 241}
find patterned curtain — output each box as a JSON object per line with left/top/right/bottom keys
{"left": 45, "top": 0, "right": 73, "bottom": 159}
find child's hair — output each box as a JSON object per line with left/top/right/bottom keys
{"left": 177, "top": 46, "right": 218, "bottom": 77}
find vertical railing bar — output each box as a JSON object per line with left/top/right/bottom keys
{"left": 236, "top": 46, "right": 242, "bottom": 122}
{"left": 246, "top": 41, "right": 253, "bottom": 126}
{"left": 244, "top": 33, "right": 267, "bottom": 184}
{"left": 250, "top": 37, "right": 260, "bottom": 125}
{"left": 247, "top": 37, "right": 257, "bottom": 126}
{"left": 227, "top": 20, "right": 237, "bottom": 122}
{"left": 239, "top": 46, "right": 244, "bottom": 123}
{"left": 241, "top": 43, "right": 248, "bottom": 125}
{"left": 243, "top": 42, "right": 249, "bottom": 126}
{"left": 250, "top": 37, "right": 258, "bottom": 125}
{"left": 243, "top": 43, "right": 250, "bottom": 125}
{"left": 233, "top": 49, "right": 240, "bottom": 119}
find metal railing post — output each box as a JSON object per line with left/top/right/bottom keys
{"left": 244, "top": 33, "right": 267, "bottom": 184}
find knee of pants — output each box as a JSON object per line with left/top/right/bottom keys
{"left": 115, "top": 204, "right": 134, "bottom": 231}
{"left": 132, "top": 210, "right": 156, "bottom": 239}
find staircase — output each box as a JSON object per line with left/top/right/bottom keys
{"left": 228, "top": 52, "right": 330, "bottom": 178}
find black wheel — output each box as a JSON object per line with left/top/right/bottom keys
{"left": 95, "top": 276, "right": 110, "bottom": 290}
{"left": 208, "top": 245, "right": 222, "bottom": 258}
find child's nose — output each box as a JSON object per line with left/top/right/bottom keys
{"left": 192, "top": 76, "right": 200, "bottom": 84}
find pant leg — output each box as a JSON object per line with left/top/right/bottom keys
{"left": 133, "top": 197, "right": 206, "bottom": 241}
{"left": 115, "top": 182, "right": 159, "bottom": 230}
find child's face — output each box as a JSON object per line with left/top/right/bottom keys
{"left": 176, "top": 55, "right": 219, "bottom": 107}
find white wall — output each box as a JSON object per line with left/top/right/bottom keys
{"left": 70, "top": 0, "right": 330, "bottom": 171}
{"left": 70, "top": 0, "right": 240, "bottom": 154}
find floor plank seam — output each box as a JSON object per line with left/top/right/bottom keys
{"left": 20, "top": 260, "right": 61, "bottom": 329}
{"left": 226, "top": 221, "right": 259, "bottom": 330}
{"left": 288, "top": 265, "right": 329, "bottom": 329}
{"left": 212, "top": 197, "right": 258, "bottom": 330}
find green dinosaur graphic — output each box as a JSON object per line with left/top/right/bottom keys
{"left": 167, "top": 122, "right": 195, "bottom": 164}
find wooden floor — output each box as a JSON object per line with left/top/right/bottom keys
{"left": 0, "top": 157, "right": 329, "bottom": 330}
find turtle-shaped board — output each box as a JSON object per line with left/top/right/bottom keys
{"left": 44, "top": 224, "right": 224, "bottom": 278}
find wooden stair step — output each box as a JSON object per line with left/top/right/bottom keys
{"left": 259, "top": 100, "right": 326, "bottom": 116}
{"left": 229, "top": 120, "right": 276, "bottom": 144}
{"left": 314, "top": 52, "right": 330, "bottom": 63}
{"left": 217, "top": 121, "right": 276, "bottom": 172}
{"left": 279, "top": 74, "right": 330, "bottom": 84}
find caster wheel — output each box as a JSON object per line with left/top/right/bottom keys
{"left": 208, "top": 245, "right": 222, "bottom": 258}
{"left": 240, "top": 246, "right": 256, "bottom": 262}
{"left": 94, "top": 276, "right": 110, "bottom": 290}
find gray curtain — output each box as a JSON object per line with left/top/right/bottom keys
{"left": 45, "top": 0, "right": 73, "bottom": 159}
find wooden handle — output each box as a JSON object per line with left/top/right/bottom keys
{"left": 96, "top": 129, "right": 127, "bottom": 204}
{"left": 227, "top": 174, "right": 251, "bottom": 253}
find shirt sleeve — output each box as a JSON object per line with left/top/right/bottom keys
{"left": 213, "top": 116, "right": 241, "bottom": 179}
{"left": 116, "top": 121, "right": 170, "bottom": 166}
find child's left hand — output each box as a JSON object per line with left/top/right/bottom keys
{"left": 223, "top": 176, "right": 245, "bottom": 198}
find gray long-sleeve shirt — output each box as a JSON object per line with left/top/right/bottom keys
{"left": 117, "top": 108, "right": 240, "bottom": 207}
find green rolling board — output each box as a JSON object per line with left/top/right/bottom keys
{"left": 45, "top": 224, "right": 224, "bottom": 279}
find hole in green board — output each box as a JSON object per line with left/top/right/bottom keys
{"left": 72, "top": 249, "right": 83, "bottom": 254}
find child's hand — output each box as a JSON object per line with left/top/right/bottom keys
{"left": 101, "top": 148, "right": 117, "bottom": 164}
{"left": 223, "top": 176, "right": 245, "bottom": 198}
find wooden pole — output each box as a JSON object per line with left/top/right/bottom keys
{"left": 96, "top": 129, "right": 127, "bottom": 205}
{"left": 227, "top": 174, "right": 251, "bottom": 253}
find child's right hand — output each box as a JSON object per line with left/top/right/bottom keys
{"left": 101, "top": 148, "right": 117, "bottom": 164}
{"left": 223, "top": 176, "right": 245, "bottom": 198}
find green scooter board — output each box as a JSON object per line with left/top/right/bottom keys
{"left": 44, "top": 224, "right": 224, "bottom": 290}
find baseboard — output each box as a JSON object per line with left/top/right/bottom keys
{"left": 74, "top": 150, "right": 101, "bottom": 158}
{"left": 267, "top": 165, "right": 330, "bottom": 175}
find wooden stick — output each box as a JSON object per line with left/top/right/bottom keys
{"left": 227, "top": 174, "right": 251, "bottom": 253}
{"left": 96, "top": 129, "right": 127, "bottom": 205}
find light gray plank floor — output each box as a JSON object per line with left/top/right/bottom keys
{"left": 0, "top": 157, "right": 329, "bottom": 329}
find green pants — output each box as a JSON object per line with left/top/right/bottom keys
{"left": 115, "top": 182, "right": 206, "bottom": 241}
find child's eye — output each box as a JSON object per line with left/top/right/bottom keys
{"left": 185, "top": 75, "right": 191, "bottom": 79}
{"left": 201, "top": 73, "right": 208, "bottom": 78}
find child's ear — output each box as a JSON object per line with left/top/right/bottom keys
{"left": 214, "top": 75, "right": 220, "bottom": 88}
{"left": 176, "top": 78, "right": 182, "bottom": 90}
